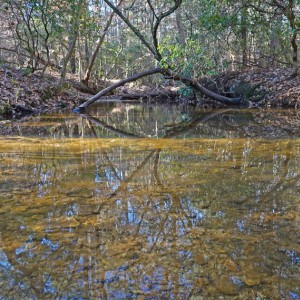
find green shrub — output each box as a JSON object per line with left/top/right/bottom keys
{"left": 0, "top": 102, "right": 12, "bottom": 116}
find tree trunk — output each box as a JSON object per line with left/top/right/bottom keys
{"left": 103, "top": 0, "right": 159, "bottom": 60}
{"left": 75, "top": 0, "right": 240, "bottom": 112}
{"left": 162, "top": 69, "right": 240, "bottom": 105}
{"left": 60, "top": 2, "right": 83, "bottom": 81}
{"left": 82, "top": 0, "right": 124, "bottom": 86}
{"left": 241, "top": 8, "right": 248, "bottom": 68}
{"left": 282, "top": 1, "right": 298, "bottom": 77}
{"left": 77, "top": 67, "right": 240, "bottom": 111}
{"left": 61, "top": 30, "right": 79, "bottom": 80}
{"left": 79, "top": 68, "right": 162, "bottom": 109}
{"left": 175, "top": 7, "right": 186, "bottom": 46}
{"left": 290, "top": 31, "right": 298, "bottom": 77}
{"left": 69, "top": 35, "right": 77, "bottom": 74}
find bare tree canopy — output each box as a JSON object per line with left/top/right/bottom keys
{"left": 1, "top": 0, "right": 299, "bottom": 109}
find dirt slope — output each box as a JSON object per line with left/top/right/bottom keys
{"left": 1, "top": 66, "right": 299, "bottom": 119}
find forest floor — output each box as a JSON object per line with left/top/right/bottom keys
{"left": 206, "top": 67, "right": 300, "bottom": 108}
{"left": 0, "top": 65, "right": 300, "bottom": 119}
{"left": 0, "top": 66, "right": 90, "bottom": 118}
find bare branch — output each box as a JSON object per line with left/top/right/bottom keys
{"left": 103, "top": 0, "right": 159, "bottom": 60}
{"left": 77, "top": 67, "right": 240, "bottom": 111}
{"left": 152, "top": 0, "right": 183, "bottom": 59}
{"left": 79, "top": 67, "right": 162, "bottom": 109}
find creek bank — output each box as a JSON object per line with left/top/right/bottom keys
{"left": 0, "top": 66, "right": 178, "bottom": 119}
{"left": 201, "top": 67, "right": 300, "bottom": 108}
{"left": 0, "top": 66, "right": 92, "bottom": 119}
{"left": 0, "top": 66, "right": 299, "bottom": 120}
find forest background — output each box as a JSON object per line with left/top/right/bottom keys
{"left": 0, "top": 0, "right": 300, "bottom": 112}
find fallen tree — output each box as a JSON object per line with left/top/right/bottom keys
{"left": 78, "top": 67, "right": 240, "bottom": 110}
{"left": 77, "top": 0, "right": 241, "bottom": 111}
{"left": 79, "top": 68, "right": 162, "bottom": 109}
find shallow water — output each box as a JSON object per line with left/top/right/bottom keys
{"left": 0, "top": 103, "right": 299, "bottom": 299}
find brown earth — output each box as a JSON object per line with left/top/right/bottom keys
{"left": 0, "top": 66, "right": 93, "bottom": 118}
{"left": 0, "top": 66, "right": 299, "bottom": 119}
{"left": 202, "top": 67, "right": 300, "bottom": 108}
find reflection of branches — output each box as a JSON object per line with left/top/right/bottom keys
{"left": 260, "top": 165, "right": 300, "bottom": 204}
{"left": 135, "top": 208, "right": 150, "bottom": 236}
{"left": 165, "top": 109, "right": 232, "bottom": 138}
{"left": 245, "top": 142, "right": 300, "bottom": 205}
{"left": 149, "top": 207, "right": 172, "bottom": 251}
{"left": 86, "top": 119, "right": 97, "bottom": 137}
{"left": 152, "top": 149, "right": 162, "bottom": 185}
{"left": 86, "top": 119, "right": 123, "bottom": 181}
{"left": 92, "top": 149, "right": 157, "bottom": 214}
{"left": 4, "top": 109, "right": 300, "bottom": 298}
{"left": 81, "top": 108, "right": 231, "bottom": 139}
{"left": 55, "top": 258, "right": 80, "bottom": 299}
{"left": 85, "top": 109, "right": 231, "bottom": 216}
{"left": 80, "top": 114, "right": 142, "bottom": 138}
{"left": 1, "top": 262, "right": 40, "bottom": 299}
{"left": 100, "top": 149, "right": 122, "bottom": 181}
{"left": 81, "top": 107, "right": 231, "bottom": 285}
{"left": 147, "top": 190, "right": 194, "bottom": 253}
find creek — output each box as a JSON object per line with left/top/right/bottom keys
{"left": 0, "top": 102, "right": 299, "bottom": 299}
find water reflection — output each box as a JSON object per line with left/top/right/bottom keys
{"left": 1, "top": 102, "right": 300, "bottom": 138}
{"left": 0, "top": 103, "right": 299, "bottom": 299}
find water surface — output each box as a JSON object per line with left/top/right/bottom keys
{"left": 0, "top": 102, "right": 299, "bottom": 299}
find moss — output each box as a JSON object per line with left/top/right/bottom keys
{"left": 19, "top": 67, "right": 34, "bottom": 76}
{"left": 40, "top": 85, "right": 60, "bottom": 101}
{"left": 0, "top": 102, "right": 12, "bottom": 116}
{"left": 231, "top": 81, "right": 268, "bottom": 102}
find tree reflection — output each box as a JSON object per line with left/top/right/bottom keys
{"left": 0, "top": 106, "right": 300, "bottom": 299}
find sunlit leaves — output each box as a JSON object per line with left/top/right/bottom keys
{"left": 159, "top": 37, "right": 222, "bottom": 77}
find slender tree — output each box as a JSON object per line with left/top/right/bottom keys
{"left": 78, "top": 0, "right": 240, "bottom": 109}
{"left": 82, "top": 0, "right": 125, "bottom": 86}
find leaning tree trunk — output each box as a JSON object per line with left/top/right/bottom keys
{"left": 78, "top": 68, "right": 162, "bottom": 109}
{"left": 75, "top": 0, "right": 240, "bottom": 112}
{"left": 82, "top": 0, "right": 124, "bottom": 86}
{"left": 61, "top": 30, "right": 79, "bottom": 81}
{"left": 290, "top": 31, "right": 299, "bottom": 77}
{"left": 241, "top": 8, "right": 248, "bottom": 69}
{"left": 162, "top": 69, "right": 240, "bottom": 105}
{"left": 60, "top": 2, "right": 83, "bottom": 82}
{"left": 77, "top": 67, "right": 240, "bottom": 111}
{"left": 284, "top": 2, "right": 298, "bottom": 77}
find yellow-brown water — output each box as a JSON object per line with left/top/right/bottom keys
{"left": 0, "top": 103, "right": 299, "bottom": 299}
